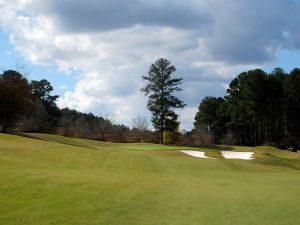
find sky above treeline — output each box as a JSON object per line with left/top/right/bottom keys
{"left": 0, "top": 0, "right": 300, "bottom": 130}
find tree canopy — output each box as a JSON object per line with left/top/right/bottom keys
{"left": 0, "top": 70, "right": 32, "bottom": 132}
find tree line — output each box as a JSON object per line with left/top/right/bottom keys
{"left": 0, "top": 58, "right": 186, "bottom": 145}
{"left": 193, "top": 68, "right": 300, "bottom": 149}
{"left": 2, "top": 61, "right": 300, "bottom": 148}
{"left": 0, "top": 70, "right": 156, "bottom": 143}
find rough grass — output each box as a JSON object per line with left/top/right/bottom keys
{"left": 1, "top": 133, "right": 300, "bottom": 225}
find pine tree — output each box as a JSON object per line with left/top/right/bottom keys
{"left": 141, "top": 58, "right": 185, "bottom": 144}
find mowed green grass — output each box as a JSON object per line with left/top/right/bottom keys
{"left": 1, "top": 134, "right": 300, "bottom": 225}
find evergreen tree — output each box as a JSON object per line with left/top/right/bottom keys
{"left": 28, "top": 79, "right": 60, "bottom": 131}
{"left": 194, "top": 96, "right": 227, "bottom": 144}
{"left": 30, "top": 79, "right": 59, "bottom": 116}
{"left": 284, "top": 68, "right": 300, "bottom": 148}
{"left": 267, "top": 68, "right": 286, "bottom": 147}
{"left": 141, "top": 58, "right": 185, "bottom": 144}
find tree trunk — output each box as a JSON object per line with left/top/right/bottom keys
{"left": 236, "top": 100, "right": 240, "bottom": 146}
{"left": 160, "top": 110, "right": 164, "bottom": 144}
{"left": 2, "top": 119, "right": 7, "bottom": 133}
{"left": 160, "top": 129, "right": 164, "bottom": 144}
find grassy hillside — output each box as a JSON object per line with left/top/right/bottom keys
{"left": 1, "top": 133, "right": 300, "bottom": 225}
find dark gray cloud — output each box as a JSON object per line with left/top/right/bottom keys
{"left": 179, "top": 81, "right": 228, "bottom": 106}
{"left": 29, "top": 0, "right": 300, "bottom": 65}
{"left": 202, "top": 0, "right": 300, "bottom": 64}
{"left": 32, "top": 0, "right": 213, "bottom": 32}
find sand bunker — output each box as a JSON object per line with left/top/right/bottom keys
{"left": 221, "top": 151, "right": 254, "bottom": 160}
{"left": 180, "top": 150, "right": 254, "bottom": 160}
{"left": 180, "top": 150, "right": 216, "bottom": 159}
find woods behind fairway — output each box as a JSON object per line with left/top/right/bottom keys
{"left": 1, "top": 133, "right": 300, "bottom": 225}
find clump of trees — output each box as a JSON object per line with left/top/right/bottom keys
{"left": 25, "top": 79, "right": 60, "bottom": 132}
{"left": 0, "top": 70, "right": 32, "bottom": 132}
{"left": 141, "top": 58, "right": 185, "bottom": 144}
{"left": 193, "top": 68, "right": 300, "bottom": 149}
{"left": 194, "top": 96, "right": 228, "bottom": 145}
{"left": 163, "top": 130, "right": 180, "bottom": 145}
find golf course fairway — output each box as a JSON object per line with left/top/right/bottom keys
{"left": 1, "top": 133, "right": 300, "bottom": 225}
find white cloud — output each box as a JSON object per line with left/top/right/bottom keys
{"left": 0, "top": 0, "right": 29, "bottom": 10}
{"left": 59, "top": 84, "right": 68, "bottom": 91}
{"left": 177, "top": 107, "right": 198, "bottom": 130}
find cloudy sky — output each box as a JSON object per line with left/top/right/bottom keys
{"left": 1, "top": 0, "right": 300, "bottom": 130}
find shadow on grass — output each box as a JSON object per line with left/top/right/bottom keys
{"left": 254, "top": 153, "right": 300, "bottom": 170}
{"left": 16, "top": 133, "right": 100, "bottom": 150}
{"left": 15, "top": 132, "right": 45, "bottom": 140}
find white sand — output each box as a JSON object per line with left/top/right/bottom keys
{"left": 221, "top": 151, "right": 254, "bottom": 160}
{"left": 180, "top": 150, "right": 216, "bottom": 159}
{"left": 180, "top": 150, "right": 254, "bottom": 160}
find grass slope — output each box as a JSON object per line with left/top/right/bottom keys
{"left": 1, "top": 133, "right": 300, "bottom": 225}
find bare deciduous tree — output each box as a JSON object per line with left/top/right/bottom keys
{"left": 132, "top": 115, "right": 149, "bottom": 142}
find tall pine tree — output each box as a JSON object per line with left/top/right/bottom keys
{"left": 141, "top": 58, "right": 185, "bottom": 144}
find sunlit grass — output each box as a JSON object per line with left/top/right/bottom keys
{"left": 1, "top": 133, "right": 300, "bottom": 225}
